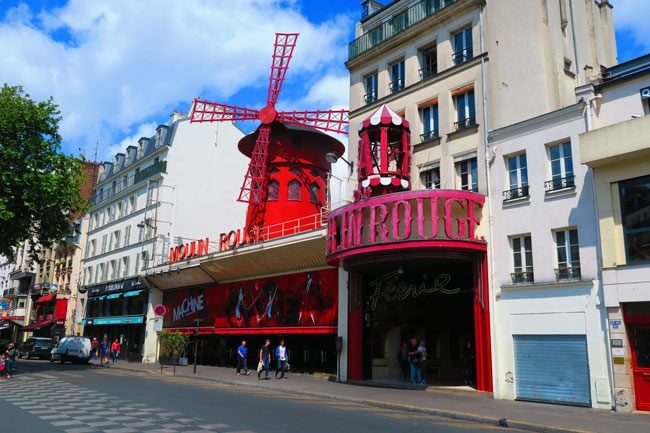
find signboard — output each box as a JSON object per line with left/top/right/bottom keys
{"left": 162, "top": 268, "right": 338, "bottom": 329}
{"left": 326, "top": 190, "right": 485, "bottom": 260}
{"left": 82, "top": 316, "right": 144, "bottom": 325}
{"left": 610, "top": 319, "right": 622, "bottom": 330}
{"left": 0, "top": 298, "right": 10, "bottom": 311}
{"left": 641, "top": 86, "right": 650, "bottom": 99}
{"left": 83, "top": 277, "right": 144, "bottom": 297}
{"left": 154, "top": 304, "right": 167, "bottom": 316}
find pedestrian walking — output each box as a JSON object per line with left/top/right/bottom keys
{"left": 100, "top": 335, "right": 110, "bottom": 365}
{"left": 3, "top": 343, "right": 16, "bottom": 378}
{"left": 258, "top": 338, "right": 271, "bottom": 380}
{"left": 91, "top": 337, "right": 99, "bottom": 360}
{"left": 111, "top": 339, "right": 121, "bottom": 364}
{"left": 408, "top": 338, "right": 423, "bottom": 385}
{"left": 236, "top": 340, "right": 250, "bottom": 375}
{"left": 274, "top": 339, "right": 288, "bottom": 379}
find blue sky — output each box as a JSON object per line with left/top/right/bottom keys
{"left": 0, "top": 0, "right": 648, "bottom": 161}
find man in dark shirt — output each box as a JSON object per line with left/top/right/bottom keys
{"left": 407, "top": 337, "right": 423, "bottom": 385}
{"left": 258, "top": 338, "right": 271, "bottom": 379}
{"left": 4, "top": 342, "right": 17, "bottom": 378}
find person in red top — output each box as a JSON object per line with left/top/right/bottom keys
{"left": 110, "top": 339, "right": 121, "bottom": 364}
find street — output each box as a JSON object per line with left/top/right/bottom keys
{"left": 0, "top": 360, "right": 521, "bottom": 433}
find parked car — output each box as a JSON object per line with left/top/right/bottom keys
{"left": 18, "top": 337, "right": 53, "bottom": 360}
{"left": 50, "top": 336, "right": 92, "bottom": 364}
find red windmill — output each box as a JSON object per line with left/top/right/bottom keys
{"left": 190, "top": 33, "right": 348, "bottom": 233}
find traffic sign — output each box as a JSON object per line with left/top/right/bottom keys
{"left": 154, "top": 304, "right": 167, "bottom": 316}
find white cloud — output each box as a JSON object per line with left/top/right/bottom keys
{"left": 613, "top": 0, "right": 650, "bottom": 52}
{"left": 0, "top": 0, "right": 353, "bottom": 160}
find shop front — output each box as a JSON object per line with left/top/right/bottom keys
{"left": 81, "top": 277, "right": 148, "bottom": 361}
{"left": 161, "top": 268, "right": 339, "bottom": 372}
{"left": 327, "top": 190, "right": 491, "bottom": 390}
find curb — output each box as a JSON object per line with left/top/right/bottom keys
{"left": 111, "top": 364, "right": 592, "bottom": 433}
{"left": 113, "top": 365, "right": 591, "bottom": 433}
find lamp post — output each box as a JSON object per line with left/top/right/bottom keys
{"left": 193, "top": 318, "right": 202, "bottom": 374}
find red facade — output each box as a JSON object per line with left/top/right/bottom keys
{"left": 162, "top": 269, "right": 338, "bottom": 335}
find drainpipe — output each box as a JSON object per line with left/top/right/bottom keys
{"left": 568, "top": 0, "right": 581, "bottom": 85}
{"left": 584, "top": 94, "right": 616, "bottom": 410}
{"left": 479, "top": 3, "right": 498, "bottom": 395}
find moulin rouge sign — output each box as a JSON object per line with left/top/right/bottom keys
{"left": 326, "top": 190, "right": 485, "bottom": 258}
{"left": 168, "top": 226, "right": 262, "bottom": 263}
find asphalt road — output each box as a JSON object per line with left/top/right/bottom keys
{"left": 0, "top": 359, "right": 522, "bottom": 433}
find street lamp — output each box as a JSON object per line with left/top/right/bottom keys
{"left": 325, "top": 152, "right": 354, "bottom": 175}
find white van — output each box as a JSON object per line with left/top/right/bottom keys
{"left": 50, "top": 336, "right": 92, "bottom": 364}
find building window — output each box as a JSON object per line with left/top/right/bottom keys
{"left": 452, "top": 26, "right": 473, "bottom": 65}
{"left": 124, "top": 226, "right": 131, "bottom": 247}
{"left": 456, "top": 157, "right": 478, "bottom": 192}
{"left": 309, "top": 182, "right": 321, "bottom": 205}
{"left": 555, "top": 228, "right": 581, "bottom": 281}
{"left": 267, "top": 180, "right": 279, "bottom": 201}
{"left": 421, "top": 165, "right": 440, "bottom": 190}
{"left": 503, "top": 153, "right": 529, "bottom": 201}
{"left": 619, "top": 175, "right": 650, "bottom": 262}
{"left": 129, "top": 196, "right": 136, "bottom": 213}
{"left": 288, "top": 180, "right": 301, "bottom": 201}
{"left": 141, "top": 251, "right": 149, "bottom": 271}
{"left": 511, "top": 235, "right": 534, "bottom": 283}
{"left": 364, "top": 72, "right": 378, "bottom": 105}
{"left": 101, "top": 234, "right": 107, "bottom": 254}
{"left": 545, "top": 142, "right": 574, "bottom": 192}
{"left": 419, "top": 44, "right": 437, "bottom": 80}
{"left": 453, "top": 88, "right": 476, "bottom": 130}
{"left": 90, "top": 239, "right": 96, "bottom": 257}
{"left": 420, "top": 103, "right": 439, "bottom": 142}
{"left": 122, "top": 257, "right": 130, "bottom": 278}
{"left": 389, "top": 59, "right": 405, "bottom": 93}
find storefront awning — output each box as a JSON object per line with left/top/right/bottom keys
{"left": 145, "top": 230, "right": 329, "bottom": 291}
{"left": 0, "top": 324, "right": 10, "bottom": 330}
{"left": 35, "top": 294, "right": 55, "bottom": 304}
{"left": 22, "top": 320, "right": 53, "bottom": 331}
{"left": 82, "top": 316, "right": 144, "bottom": 326}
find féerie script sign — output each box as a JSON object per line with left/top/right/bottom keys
{"left": 368, "top": 270, "right": 460, "bottom": 310}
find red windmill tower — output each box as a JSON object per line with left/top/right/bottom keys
{"left": 190, "top": 33, "right": 348, "bottom": 236}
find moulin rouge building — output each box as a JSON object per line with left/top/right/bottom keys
{"left": 326, "top": 106, "right": 492, "bottom": 391}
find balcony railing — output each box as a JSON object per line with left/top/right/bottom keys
{"left": 389, "top": 78, "right": 405, "bottom": 93}
{"left": 545, "top": 175, "right": 575, "bottom": 192}
{"left": 452, "top": 46, "right": 473, "bottom": 65}
{"left": 555, "top": 266, "right": 581, "bottom": 282}
{"left": 364, "top": 91, "right": 378, "bottom": 105}
{"left": 419, "top": 64, "right": 437, "bottom": 80}
{"left": 349, "top": 0, "right": 457, "bottom": 60}
{"left": 420, "top": 129, "right": 439, "bottom": 142}
{"left": 511, "top": 271, "right": 534, "bottom": 284}
{"left": 90, "top": 160, "right": 167, "bottom": 206}
{"left": 503, "top": 185, "right": 530, "bottom": 201}
{"left": 454, "top": 116, "right": 476, "bottom": 131}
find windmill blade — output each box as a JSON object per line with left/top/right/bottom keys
{"left": 266, "top": 33, "right": 299, "bottom": 107}
{"left": 277, "top": 109, "right": 349, "bottom": 135}
{"left": 238, "top": 124, "right": 271, "bottom": 204}
{"left": 190, "top": 98, "right": 260, "bottom": 123}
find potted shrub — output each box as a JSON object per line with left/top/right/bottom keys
{"left": 158, "top": 330, "right": 189, "bottom": 371}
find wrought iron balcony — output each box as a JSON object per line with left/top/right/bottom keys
{"left": 503, "top": 185, "right": 529, "bottom": 201}
{"left": 420, "top": 129, "right": 439, "bottom": 142}
{"left": 545, "top": 175, "right": 575, "bottom": 192}
{"left": 454, "top": 116, "right": 476, "bottom": 131}
{"left": 389, "top": 78, "right": 405, "bottom": 94}
{"left": 364, "top": 91, "right": 378, "bottom": 105}
{"left": 555, "top": 266, "right": 581, "bottom": 281}
{"left": 349, "top": 0, "right": 458, "bottom": 60}
{"left": 510, "top": 271, "right": 534, "bottom": 284}
{"left": 419, "top": 64, "right": 438, "bottom": 80}
{"left": 452, "top": 46, "right": 473, "bottom": 65}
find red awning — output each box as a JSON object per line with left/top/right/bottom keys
{"left": 165, "top": 326, "right": 337, "bottom": 335}
{"left": 35, "top": 294, "right": 55, "bottom": 304}
{"left": 22, "top": 320, "right": 53, "bottom": 332}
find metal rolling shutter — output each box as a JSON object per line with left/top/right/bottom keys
{"left": 514, "top": 334, "right": 591, "bottom": 406}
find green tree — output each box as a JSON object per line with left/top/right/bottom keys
{"left": 158, "top": 330, "right": 189, "bottom": 359}
{"left": 0, "top": 84, "right": 86, "bottom": 260}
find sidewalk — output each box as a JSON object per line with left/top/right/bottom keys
{"left": 109, "top": 361, "right": 648, "bottom": 433}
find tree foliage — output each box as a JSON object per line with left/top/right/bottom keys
{"left": 0, "top": 84, "right": 86, "bottom": 260}
{"left": 158, "top": 330, "right": 189, "bottom": 359}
